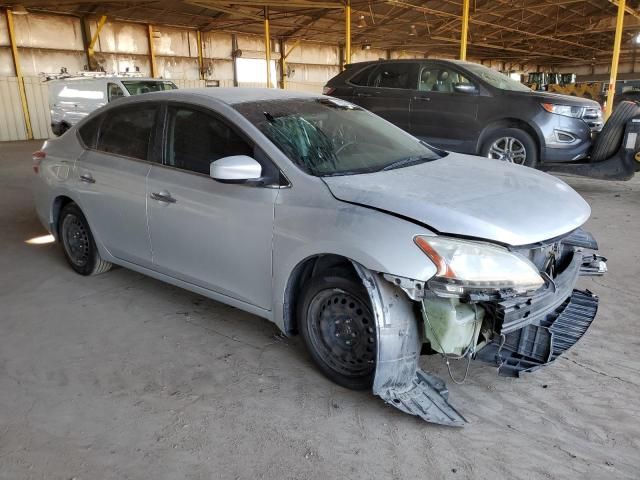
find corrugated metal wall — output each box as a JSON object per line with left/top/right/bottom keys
{"left": 0, "top": 11, "right": 345, "bottom": 141}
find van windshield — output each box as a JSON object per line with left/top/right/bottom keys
{"left": 121, "top": 80, "right": 177, "bottom": 95}
{"left": 235, "top": 97, "right": 443, "bottom": 176}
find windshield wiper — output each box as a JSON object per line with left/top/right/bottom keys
{"left": 380, "top": 155, "right": 433, "bottom": 171}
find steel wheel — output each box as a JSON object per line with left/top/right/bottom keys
{"left": 61, "top": 213, "right": 91, "bottom": 268}
{"left": 487, "top": 136, "right": 527, "bottom": 164}
{"left": 307, "top": 288, "right": 376, "bottom": 378}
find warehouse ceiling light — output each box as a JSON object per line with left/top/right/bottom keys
{"left": 409, "top": 24, "right": 417, "bottom": 36}
{"left": 357, "top": 15, "right": 367, "bottom": 28}
{"left": 634, "top": 32, "right": 640, "bottom": 44}
{"left": 11, "top": 5, "right": 28, "bottom": 14}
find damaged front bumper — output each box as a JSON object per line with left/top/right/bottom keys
{"left": 353, "top": 230, "right": 606, "bottom": 427}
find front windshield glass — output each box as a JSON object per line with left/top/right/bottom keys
{"left": 121, "top": 80, "right": 177, "bottom": 95}
{"left": 463, "top": 63, "right": 531, "bottom": 92}
{"left": 234, "top": 98, "right": 443, "bottom": 176}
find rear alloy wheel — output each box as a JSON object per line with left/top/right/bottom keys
{"left": 59, "top": 203, "right": 112, "bottom": 276}
{"left": 298, "top": 270, "right": 376, "bottom": 390}
{"left": 481, "top": 128, "right": 538, "bottom": 167}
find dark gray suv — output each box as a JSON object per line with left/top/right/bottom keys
{"left": 324, "top": 59, "right": 603, "bottom": 167}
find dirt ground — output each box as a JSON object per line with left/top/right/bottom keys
{"left": 1, "top": 140, "right": 639, "bottom": 480}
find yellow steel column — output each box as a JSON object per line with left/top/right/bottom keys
{"left": 605, "top": 0, "right": 626, "bottom": 119}
{"left": 264, "top": 7, "right": 272, "bottom": 88}
{"left": 87, "top": 15, "right": 107, "bottom": 70}
{"left": 345, "top": 0, "right": 352, "bottom": 66}
{"left": 459, "top": 0, "right": 470, "bottom": 60}
{"left": 197, "top": 30, "right": 204, "bottom": 80}
{"left": 6, "top": 9, "right": 32, "bottom": 140}
{"left": 148, "top": 24, "right": 157, "bottom": 78}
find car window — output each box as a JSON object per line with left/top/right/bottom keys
{"left": 96, "top": 105, "right": 156, "bottom": 160}
{"left": 78, "top": 114, "right": 103, "bottom": 148}
{"left": 418, "top": 66, "right": 474, "bottom": 93}
{"left": 165, "top": 106, "right": 253, "bottom": 176}
{"left": 108, "top": 83, "right": 125, "bottom": 101}
{"left": 121, "top": 80, "right": 177, "bottom": 95}
{"left": 368, "top": 63, "right": 416, "bottom": 89}
{"left": 349, "top": 65, "right": 376, "bottom": 86}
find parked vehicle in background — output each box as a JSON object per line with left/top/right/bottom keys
{"left": 32, "top": 88, "right": 607, "bottom": 425}
{"left": 48, "top": 74, "right": 177, "bottom": 136}
{"left": 324, "top": 59, "right": 603, "bottom": 167}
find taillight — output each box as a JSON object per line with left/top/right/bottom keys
{"left": 322, "top": 86, "right": 335, "bottom": 95}
{"left": 32, "top": 150, "right": 46, "bottom": 174}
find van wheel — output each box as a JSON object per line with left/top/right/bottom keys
{"left": 481, "top": 128, "right": 538, "bottom": 167}
{"left": 59, "top": 203, "right": 112, "bottom": 276}
{"left": 298, "top": 269, "right": 376, "bottom": 390}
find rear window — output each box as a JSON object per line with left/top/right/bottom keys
{"left": 121, "top": 80, "right": 177, "bottom": 95}
{"left": 78, "top": 115, "right": 102, "bottom": 148}
{"left": 96, "top": 106, "right": 157, "bottom": 160}
{"left": 349, "top": 65, "right": 376, "bottom": 86}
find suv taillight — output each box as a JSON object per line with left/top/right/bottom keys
{"left": 32, "top": 150, "right": 46, "bottom": 174}
{"left": 323, "top": 86, "right": 335, "bottom": 95}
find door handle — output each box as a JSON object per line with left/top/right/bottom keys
{"left": 356, "top": 92, "right": 372, "bottom": 97}
{"left": 412, "top": 96, "right": 431, "bottom": 102}
{"left": 79, "top": 173, "right": 95, "bottom": 184}
{"left": 150, "top": 191, "right": 177, "bottom": 204}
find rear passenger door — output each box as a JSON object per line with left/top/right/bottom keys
{"left": 146, "top": 104, "right": 278, "bottom": 310}
{"left": 348, "top": 62, "right": 418, "bottom": 132}
{"left": 73, "top": 104, "right": 158, "bottom": 266}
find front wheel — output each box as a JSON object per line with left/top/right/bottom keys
{"left": 59, "top": 203, "right": 112, "bottom": 276}
{"left": 298, "top": 270, "right": 376, "bottom": 390}
{"left": 481, "top": 128, "right": 538, "bottom": 167}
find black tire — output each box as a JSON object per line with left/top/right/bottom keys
{"left": 298, "top": 269, "right": 376, "bottom": 390}
{"left": 591, "top": 101, "right": 640, "bottom": 162}
{"left": 58, "top": 203, "right": 112, "bottom": 276}
{"left": 480, "top": 127, "right": 538, "bottom": 167}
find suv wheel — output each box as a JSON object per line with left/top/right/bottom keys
{"left": 298, "top": 269, "right": 376, "bottom": 390}
{"left": 481, "top": 128, "right": 538, "bottom": 167}
{"left": 59, "top": 203, "right": 112, "bottom": 276}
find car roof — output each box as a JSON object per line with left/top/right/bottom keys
{"left": 131, "top": 87, "right": 322, "bottom": 105}
{"left": 346, "top": 58, "right": 476, "bottom": 67}
{"left": 48, "top": 76, "right": 170, "bottom": 84}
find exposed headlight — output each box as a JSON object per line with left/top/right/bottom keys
{"left": 541, "top": 103, "right": 584, "bottom": 118}
{"left": 414, "top": 236, "right": 544, "bottom": 297}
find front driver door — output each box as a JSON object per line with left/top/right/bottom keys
{"left": 146, "top": 104, "right": 277, "bottom": 309}
{"left": 410, "top": 63, "right": 480, "bottom": 153}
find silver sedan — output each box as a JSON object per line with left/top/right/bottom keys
{"left": 32, "top": 88, "right": 607, "bottom": 426}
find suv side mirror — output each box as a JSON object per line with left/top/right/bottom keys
{"left": 453, "top": 83, "right": 478, "bottom": 95}
{"left": 210, "top": 155, "right": 262, "bottom": 183}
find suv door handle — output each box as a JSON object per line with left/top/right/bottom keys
{"left": 79, "top": 173, "right": 95, "bottom": 184}
{"left": 412, "top": 96, "right": 431, "bottom": 102}
{"left": 150, "top": 191, "right": 177, "bottom": 204}
{"left": 356, "top": 92, "right": 372, "bottom": 97}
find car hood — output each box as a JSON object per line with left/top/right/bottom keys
{"left": 322, "top": 153, "right": 591, "bottom": 246}
{"left": 517, "top": 90, "right": 601, "bottom": 108}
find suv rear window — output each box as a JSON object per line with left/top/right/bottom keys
{"left": 349, "top": 65, "right": 376, "bottom": 86}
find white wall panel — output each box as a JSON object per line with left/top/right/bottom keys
{"left": 0, "top": 11, "right": 9, "bottom": 46}
{"left": 202, "top": 32, "right": 232, "bottom": 59}
{"left": 24, "top": 76, "right": 52, "bottom": 139}
{"left": 0, "top": 48, "right": 14, "bottom": 76}
{"left": 19, "top": 49, "right": 86, "bottom": 76}
{"left": 156, "top": 56, "right": 199, "bottom": 80}
{"left": 91, "top": 20, "right": 148, "bottom": 55}
{"left": 13, "top": 13, "right": 83, "bottom": 51}
{"left": 154, "top": 27, "right": 195, "bottom": 57}
{"left": 0, "top": 77, "right": 28, "bottom": 141}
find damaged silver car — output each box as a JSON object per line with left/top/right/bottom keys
{"left": 32, "top": 88, "right": 607, "bottom": 426}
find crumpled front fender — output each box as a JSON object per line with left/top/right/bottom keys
{"left": 351, "top": 262, "right": 466, "bottom": 427}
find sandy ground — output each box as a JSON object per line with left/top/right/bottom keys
{"left": 1, "top": 140, "right": 639, "bottom": 480}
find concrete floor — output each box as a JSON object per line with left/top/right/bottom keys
{"left": 1, "top": 140, "right": 639, "bottom": 480}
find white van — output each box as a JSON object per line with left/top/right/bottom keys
{"left": 48, "top": 76, "right": 177, "bottom": 136}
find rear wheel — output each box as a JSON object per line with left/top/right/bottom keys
{"left": 481, "top": 128, "right": 538, "bottom": 167}
{"left": 59, "top": 203, "right": 112, "bottom": 276}
{"left": 298, "top": 269, "right": 376, "bottom": 390}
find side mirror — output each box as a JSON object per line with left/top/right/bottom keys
{"left": 210, "top": 155, "right": 262, "bottom": 183}
{"left": 453, "top": 83, "right": 478, "bottom": 95}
